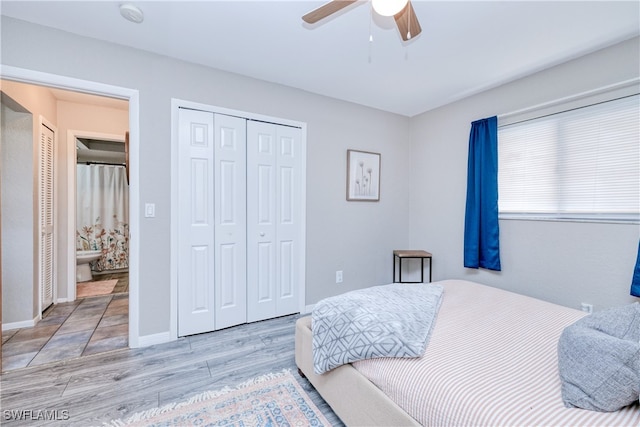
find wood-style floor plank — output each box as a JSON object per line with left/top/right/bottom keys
{"left": 0, "top": 314, "right": 343, "bottom": 426}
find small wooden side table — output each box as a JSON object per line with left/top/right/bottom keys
{"left": 393, "top": 250, "right": 432, "bottom": 283}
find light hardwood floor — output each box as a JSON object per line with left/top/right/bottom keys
{"left": 2, "top": 294, "right": 128, "bottom": 371}
{"left": 0, "top": 314, "right": 343, "bottom": 426}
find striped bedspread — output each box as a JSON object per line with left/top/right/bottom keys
{"left": 353, "top": 280, "right": 640, "bottom": 427}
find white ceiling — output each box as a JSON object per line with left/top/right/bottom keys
{"left": 2, "top": 1, "right": 638, "bottom": 117}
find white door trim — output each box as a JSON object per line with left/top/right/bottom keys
{"left": 170, "top": 98, "right": 307, "bottom": 341}
{"left": 1, "top": 65, "right": 142, "bottom": 348}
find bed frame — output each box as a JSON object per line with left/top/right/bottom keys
{"left": 295, "top": 315, "right": 420, "bottom": 426}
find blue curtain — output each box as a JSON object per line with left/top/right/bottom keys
{"left": 632, "top": 240, "right": 640, "bottom": 297}
{"left": 464, "top": 116, "right": 501, "bottom": 271}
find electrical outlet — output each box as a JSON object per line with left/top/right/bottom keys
{"left": 580, "top": 302, "right": 593, "bottom": 314}
{"left": 336, "top": 270, "right": 343, "bottom": 284}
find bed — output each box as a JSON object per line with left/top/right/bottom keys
{"left": 295, "top": 279, "right": 640, "bottom": 426}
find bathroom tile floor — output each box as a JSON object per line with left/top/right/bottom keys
{"left": 96, "top": 271, "right": 129, "bottom": 294}
{"left": 1, "top": 273, "right": 129, "bottom": 372}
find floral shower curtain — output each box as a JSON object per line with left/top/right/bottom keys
{"left": 76, "top": 164, "right": 129, "bottom": 272}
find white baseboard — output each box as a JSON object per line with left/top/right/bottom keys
{"left": 303, "top": 304, "right": 314, "bottom": 314}
{"left": 3, "top": 317, "right": 38, "bottom": 331}
{"left": 136, "top": 331, "right": 172, "bottom": 347}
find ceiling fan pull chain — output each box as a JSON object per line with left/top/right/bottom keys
{"left": 368, "top": 2, "right": 374, "bottom": 63}
{"left": 407, "top": 3, "right": 412, "bottom": 39}
{"left": 369, "top": 3, "right": 374, "bottom": 43}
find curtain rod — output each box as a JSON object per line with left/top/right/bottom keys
{"left": 498, "top": 77, "right": 639, "bottom": 120}
{"left": 81, "top": 161, "right": 125, "bottom": 167}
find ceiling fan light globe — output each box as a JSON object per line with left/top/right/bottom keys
{"left": 371, "top": 0, "right": 409, "bottom": 17}
{"left": 119, "top": 3, "right": 144, "bottom": 23}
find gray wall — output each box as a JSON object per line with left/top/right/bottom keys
{"left": 1, "top": 96, "right": 36, "bottom": 324}
{"left": 1, "top": 80, "right": 58, "bottom": 326}
{"left": 1, "top": 17, "right": 411, "bottom": 336}
{"left": 409, "top": 36, "right": 640, "bottom": 311}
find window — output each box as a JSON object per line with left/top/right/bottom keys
{"left": 498, "top": 94, "right": 639, "bottom": 223}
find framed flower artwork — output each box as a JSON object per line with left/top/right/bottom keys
{"left": 346, "top": 149, "right": 381, "bottom": 201}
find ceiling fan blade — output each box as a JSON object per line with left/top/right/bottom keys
{"left": 302, "top": 0, "right": 358, "bottom": 24}
{"left": 394, "top": 1, "right": 421, "bottom": 41}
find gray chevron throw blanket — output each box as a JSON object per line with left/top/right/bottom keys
{"left": 312, "top": 283, "right": 444, "bottom": 374}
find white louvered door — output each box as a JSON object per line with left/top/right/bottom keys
{"left": 39, "top": 121, "right": 55, "bottom": 312}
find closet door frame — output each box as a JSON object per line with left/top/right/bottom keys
{"left": 169, "top": 99, "right": 307, "bottom": 341}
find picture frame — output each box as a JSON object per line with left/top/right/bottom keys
{"left": 346, "top": 149, "right": 381, "bottom": 201}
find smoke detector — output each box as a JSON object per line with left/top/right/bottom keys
{"left": 120, "top": 3, "right": 144, "bottom": 24}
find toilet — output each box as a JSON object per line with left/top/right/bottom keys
{"left": 76, "top": 250, "right": 102, "bottom": 282}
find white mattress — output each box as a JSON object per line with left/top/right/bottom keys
{"left": 352, "top": 280, "right": 640, "bottom": 427}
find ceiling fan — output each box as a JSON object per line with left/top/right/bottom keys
{"left": 302, "top": 0, "right": 422, "bottom": 42}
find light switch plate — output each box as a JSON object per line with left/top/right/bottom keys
{"left": 145, "top": 203, "right": 155, "bottom": 218}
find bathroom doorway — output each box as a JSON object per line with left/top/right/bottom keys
{"left": 73, "top": 132, "right": 129, "bottom": 302}
{"left": 0, "top": 68, "right": 139, "bottom": 369}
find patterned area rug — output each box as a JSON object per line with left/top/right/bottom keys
{"left": 108, "top": 370, "right": 330, "bottom": 426}
{"left": 77, "top": 279, "right": 118, "bottom": 298}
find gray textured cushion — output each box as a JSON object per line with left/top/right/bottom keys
{"left": 558, "top": 302, "right": 640, "bottom": 412}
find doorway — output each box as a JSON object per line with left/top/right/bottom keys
{"left": 0, "top": 66, "right": 140, "bottom": 368}
{"left": 73, "top": 132, "right": 129, "bottom": 301}
{"left": 1, "top": 84, "right": 131, "bottom": 370}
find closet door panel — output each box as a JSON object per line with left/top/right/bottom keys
{"left": 247, "top": 122, "right": 301, "bottom": 321}
{"left": 279, "top": 240, "right": 294, "bottom": 298}
{"left": 257, "top": 242, "right": 274, "bottom": 301}
{"left": 275, "top": 127, "right": 302, "bottom": 316}
{"left": 178, "top": 109, "right": 215, "bottom": 337}
{"left": 214, "top": 114, "right": 247, "bottom": 329}
{"left": 219, "top": 243, "right": 238, "bottom": 307}
{"left": 256, "top": 162, "right": 276, "bottom": 304}
{"left": 247, "top": 122, "right": 277, "bottom": 322}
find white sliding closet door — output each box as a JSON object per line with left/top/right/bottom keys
{"left": 213, "top": 114, "right": 247, "bottom": 330}
{"left": 177, "top": 108, "right": 216, "bottom": 336}
{"left": 247, "top": 121, "right": 302, "bottom": 322}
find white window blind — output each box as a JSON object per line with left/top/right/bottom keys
{"left": 498, "top": 94, "right": 639, "bottom": 222}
